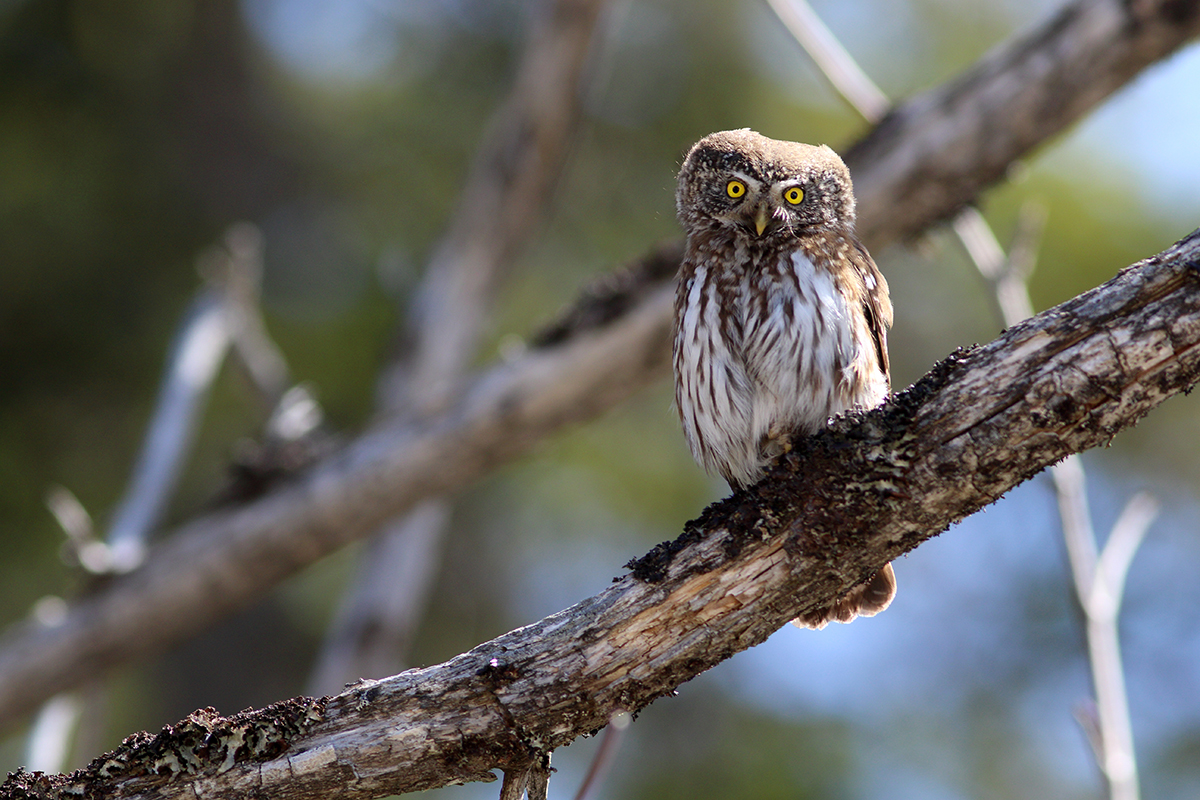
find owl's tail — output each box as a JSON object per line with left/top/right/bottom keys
{"left": 791, "top": 562, "right": 897, "bottom": 630}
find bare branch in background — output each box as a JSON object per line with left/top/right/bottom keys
{"left": 6, "top": 229, "right": 1200, "bottom": 799}
{"left": 310, "top": 0, "right": 610, "bottom": 696}
{"left": 44, "top": 487, "right": 100, "bottom": 574}
{"left": 844, "top": 0, "right": 1200, "bottom": 247}
{"left": 106, "top": 223, "right": 285, "bottom": 572}
{"left": 767, "top": 0, "right": 889, "bottom": 123}
{"left": 0, "top": 0, "right": 1197, "bottom": 733}
{"left": 1054, "top": 459, "right": 1155, "bottom": 800}
{"left": 1095, "top": 492, "right": 1158, "bottom": 616}
{"left": 204, "top": 223, "right": 291, "bottom": 409}
{"left": 572, "top": 711, "right": 631, "bottom": 800}
{"left": 24, "top": 225, "right": 300, "bottom": 774}
{"left": 22, "top": 695, "right": 78, "bottom": 776}
{"left": 770, "top": 3, "right": 1160, "bottom": 795}
{"left": 104, "top": 292, "right": 231, "bottom": 574}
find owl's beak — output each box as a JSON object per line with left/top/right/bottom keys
{"left": 753, "top": 203, "right": 770, "bottom": 236}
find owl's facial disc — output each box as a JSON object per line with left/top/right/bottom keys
{"left": 720, "top": 173, "right": 812, "bottom": 238}
{"left": 712, "top": 171, "right": 770, "bottom": 235}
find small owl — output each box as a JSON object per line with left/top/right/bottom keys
{"left": 672, "top": 129, "right": 895, "bottom": 628}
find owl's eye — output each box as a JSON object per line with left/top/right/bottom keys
{"left": 783, "top": 186, "right": 804, "bottom": 205}
{"left": 725, "top": 180, "right": 746, "bottom": 199}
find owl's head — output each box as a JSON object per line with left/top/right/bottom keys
{"left": 676, "top": 129, "right": 856, "bottom": 243}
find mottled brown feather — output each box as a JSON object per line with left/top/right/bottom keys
{"left": 672, "top": 129, "right": 896, "bottom": 629}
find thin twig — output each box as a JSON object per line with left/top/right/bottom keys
{"left": 44, "top": 487, "right": 106, "bottom": 574}
{"left": 573, "top": 711, "right": 631, "bottom": 800}
{"left": 952, "top": 207, "right": 1038, "bottom": 325}
{"left": 105, "top": 292, "right": 231, "bottom": 573}
{"left": 767, "top": 0, "right": 889, "bottom": 123}
{"left": 1054, "top": 458, "right": 1099, "bottom": 599}
{"left": 23, "top": 694, "right": 80, "bottom": 774}
{"left": 1060, "top": 480, "right": 1156, "bottom": 800}
{"left": 204, "top": 223, "right": 290, "bottom": 408}
{"left": 1093, "top": 493, "right": 1157, "bottom": 620}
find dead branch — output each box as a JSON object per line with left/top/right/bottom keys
{"left": 312, "top": 0, "right": 609, "bottom": 696}
{"left": 5, "top": 228, "right": 1199, "bottom": 800}
{"left": 0, "top": 0, "right": 1197, "bottom": 734}
{"left": 846, "top": 0, "right": 1200, "bottom": 244}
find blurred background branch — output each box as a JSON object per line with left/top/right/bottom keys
{"left": 0, "top": 0, "right": 1197, "bottom": 734}
{"left": 309, "top": 0, "right": 610, "bottom": 698}
{"left": 768, "top": 2, "right": 1154, "bottom": 795}
{"left": 2, "top": 0, "right": 1199, "bottom": 795}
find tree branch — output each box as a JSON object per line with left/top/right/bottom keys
{"left": 6, "top": 228, "right": 1199, "bottom": 800}
{"left": 312, "top": 0, "right": 609, "bottom": 696}
{"left": 0, "top": 0, "right": 1197, "bottom": 733}
{"left": 0, "top": 242, "right": 680, "bottom": 731}
{"left": 846, "top": 0, "right": 1200, "bottom": 245}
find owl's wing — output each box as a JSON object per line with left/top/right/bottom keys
{"left": 851, "top": 239, "right": 892, "bottom": 384}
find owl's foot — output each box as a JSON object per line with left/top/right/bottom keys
{"left": 791, "top": 562, "right": 896, "bottom": 630}
{"left": 759, "top": 431, "right": 794, "bottom": 462}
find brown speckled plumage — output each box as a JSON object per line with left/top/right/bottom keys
{"left": 672, "top": 129, "right": 896, "bottom": 628}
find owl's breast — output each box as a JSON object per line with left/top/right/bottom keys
{"left": 671, "top": 241, "right": 886, "bottom": 488}
{"left": 740, "top": 249, "right": 884, "bottom": 437}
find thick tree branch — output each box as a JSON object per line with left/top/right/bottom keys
{"left": 6, "top": 229, "right": 1199, "bottom": 800}
{"left": 0, "top": 0, "right": 1197, "bottom": 732}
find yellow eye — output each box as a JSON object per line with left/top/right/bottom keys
{"left": 725, "top": 180, "right": 746, "bottom": 199}
{"left": 783, "top": 186, "right": 804, "bottom": 205}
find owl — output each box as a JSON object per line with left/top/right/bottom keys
{"left": 672, "top": 129, "right": 895, "bottom": 629}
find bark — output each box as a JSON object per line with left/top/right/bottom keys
{"left": 5, "top": 229, "right": 1199, "bottom": 800}
{"left": 0, "top": 0, "right": 1197, "bottom": 734}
